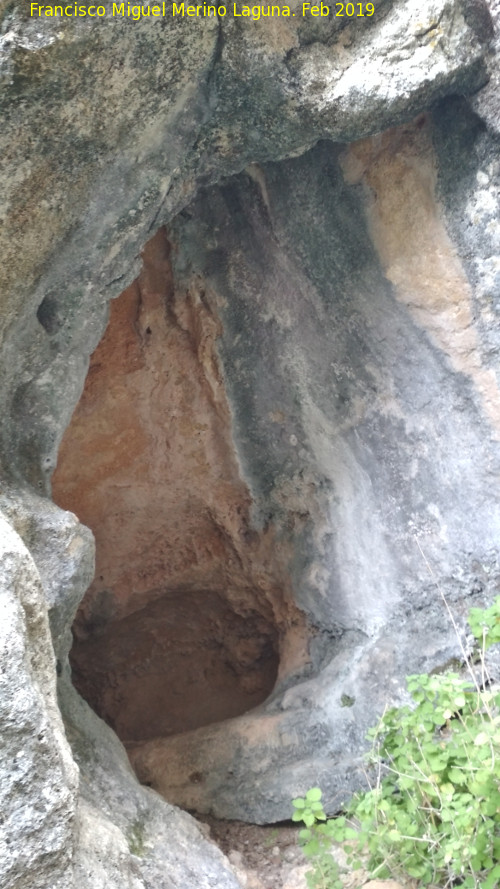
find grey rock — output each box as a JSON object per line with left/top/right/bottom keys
{"left": 0, "top": 0, "right": 490, "bottom": 492}
{"left": 0, "top": 0, "right": 499, "bottom": 880}
{"left": 0, "top": 508, "right": 77, "bottom": 889}
{"left": 0, "top": 487, "right": 95, "bottom": 663}
{"left": 129, "top": 117, "right": 500, "bottom": 821}
{"left": 62, "top": 678, "right": 243, "bottom": 889}
{"left": 0, "top": 491, "right": 243, "bottom": 889}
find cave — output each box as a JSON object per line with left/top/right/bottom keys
{"left": 52, "top": 227, "right": 308, "bottom": 750}
{"left": 49, "top": 115, "right": 500, "bottom": 822}
{"left": 2, "top": 0, "right": 500, "bottom": 885}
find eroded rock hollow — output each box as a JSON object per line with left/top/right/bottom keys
{"left": 53, "top": 229, "right": 307, "bottom": 744}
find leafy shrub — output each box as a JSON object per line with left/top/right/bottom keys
{"left": 292, "top": 598, "right": 500, "bottom": 889}
{"left": 292, "top": 788, "right": 343, "bottom": 889}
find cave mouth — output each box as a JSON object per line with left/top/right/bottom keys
{"left": 70, "top": 589, "right": 280, "bottom": 744}
{"left": 52, "top": 226, "right": 307, "bottom": 753}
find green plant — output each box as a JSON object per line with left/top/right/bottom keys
{"left": 292, "top": 788, "right": 343, "bottom": 889}
{"left": 292, "top": 598, "right": 500, "bottom": 889}
{"left": 469, "top": 598, "right": 500, "bottom": 651}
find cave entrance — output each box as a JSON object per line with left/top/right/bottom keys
{"left": 52, "top": 227, "right": 306, "bottom": 748}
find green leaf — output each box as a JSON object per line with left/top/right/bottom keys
{"left": 310, "top": 801, "right": 323, "bottom": 810}
{"left": 480, "top": 864, "right": 500, "bottom": 889}
{"left": 291, "top": 621, "right": 500, "bottom": 889}
{"left": 305, "top": 788, "right": 322, "bottom": 802}
{"left": 482, "top": 798, "right": 500, "bottom": 816}
{"left": 407, "top": 865, "right": 426, "bottom": 878}
{"left": 343, "top": 827, "right": 359, "bottom": 840}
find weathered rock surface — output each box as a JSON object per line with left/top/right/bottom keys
{"left": 0, "top": 487, "right": 243, "bottom": 889}
{"left": 0, "top": 0, "right": 499, "bottom": 884}
{"left": 0, "top": 0, "right": 494, "bottom": 489}
{"left": 111, "top": 112, "right": 500, "bottom": 822}
{"left": 61, "top": 672, "right": 243, "bottom": 889}
{"left": 0, "top": 506, "right": 78, "bottom": 889}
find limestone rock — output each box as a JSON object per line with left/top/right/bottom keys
{"left": 0, "top": 0, "right": 490, "bottom": 492}
{"left": 0, "top": 509, "right": 77, "bottom": 889}
{"left": 361, "top": 882, "right": 406, "bottom": 889}
{"left": 0, "top": 491, "right": 243, "bottom": 889}
{"left": 62, "top": 675, "right": 243, "bottom": 889}
{"left": 127, "top": 112, "right": 500, "bottom": 822}
{"left": 282, "top": 864, "right": 310, "bottom": 889}
{"left": 0, "top": 0, "right": 499, "bottom": 884}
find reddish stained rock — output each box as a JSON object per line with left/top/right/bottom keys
{"left": 52, "top": 228, "right": 308, "bottom": 743}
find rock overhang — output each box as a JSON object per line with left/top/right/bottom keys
{"left": 0, "top": 0, "right": 499, "bottom": 883}
{"left": 49, "top": 109, "right": 500, "bottom": 821}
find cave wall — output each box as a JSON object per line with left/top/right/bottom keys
{"left": 50, "top": 110, "right": 500, "bottom": 824}
{"left": 0, "top": 0, "right": 492, "bottom": 492}
{"left": 128, "top": 111, "right": 500, "bottom": 821}
{"left": 0, "top": 0, "right": 499, "bottom": 885}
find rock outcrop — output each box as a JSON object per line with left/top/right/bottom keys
{"left": 1, "top": 0, "right": 500, "bottom": 885}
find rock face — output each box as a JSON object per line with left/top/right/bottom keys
{"left": 55, "top": 110, "right": 500, "bottom": 823}
{"left": 1, "top": 0, "right": 500, "bottom": 884}
{"left": 0, "top": 506, "right": 79, "bottom": 889}
{"left": 0, "top": 487, "right": 243, "bottom": 889}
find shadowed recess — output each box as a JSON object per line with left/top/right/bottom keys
{"left": 70, "top": 590, "right": 280, "bottom": 743}
{"left": 52, "top": 226, "right": 307, "bottom": 749}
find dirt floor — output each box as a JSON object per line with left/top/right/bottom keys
{"left": 198, "top": 816, "right": 374, "bottom": 889}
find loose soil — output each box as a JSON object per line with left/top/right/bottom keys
{"left": 198, "top": 816, "right": 373, "bottom": 889}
